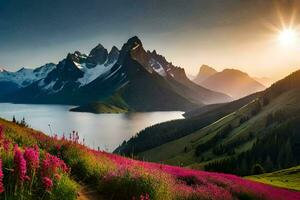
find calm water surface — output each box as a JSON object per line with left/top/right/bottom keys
{"left": 0, "top": 103, "right": 183, "bottom": 152}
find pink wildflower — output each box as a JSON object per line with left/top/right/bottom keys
{"left": 0, "top": 125, "right": 3, "bottom": 140}
{"left": 41, "top": 153, "right": 59, "bottom": 177}
{"left": 0, "top": 159, "right": 4, "bottom": 193}
{"left": 3, "top": 139, "right": 10, "bottom": 152}
{"left": 24, "top": 147, "right": 39, "bottom": 175}
{"left": 41, "top": 153, "right": 69, "bottom": 178}
{"left": 140, "top": 193, "right": 150, "bottom": 200}
{"left": 55, "top": 144, "right": 61, "bottom": 151}
{"left": 42, "top": 177, "right": 53, "bottom": 191}
{"left": 60, "top": 160, "right": 69, "bottom": 173}
{"left": 33, "top": 144, "right": 39, "bottom": 151}
{"left": 14, "top": 146, "right": 27, "bottom": 182}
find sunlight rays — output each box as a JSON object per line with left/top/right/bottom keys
{"left": 278, "top": 28, "right": 296, "bottom": 45}
{"left": 263, "top": 1, "right": 300, "bottom": 47}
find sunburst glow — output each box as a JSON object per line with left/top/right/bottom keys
{"left": 278, "top": 29, "right": 296, "bottom": 45}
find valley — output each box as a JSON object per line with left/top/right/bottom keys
{"left": 117, "top": 70, "right": 300, "bottom": 176}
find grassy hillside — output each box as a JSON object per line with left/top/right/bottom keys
{"left": 137, "top": 97, "right": 262, "bottom": 164}
{"left": 138, "top": 89, "right": 300, "bottom": 172}
{"left": 0, "top": 117, "right": 299, "bottom": 199}
{"left": 71, "top": 102, "right": 128, "bottom": 113}
{"left": 70, "top": 91, "right": 130, "bottom": 113}
{"left": 0, "top": 119, "right": 78, "bottom": 200}
{"left": 115, "top": 93, "right": 259, "bottom": 155}
{"left": 134, "top": 70, "right": 300, "bottom": 176}
{"left": 247, "top": 165, "right": 300, "bottom": 191}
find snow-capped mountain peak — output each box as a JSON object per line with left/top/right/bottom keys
{"left": 1, "top": 37, "right": 187, "bottom": 95}
{"left": 0, "top": 36, "right": 231, "bottom": 108}
{"left": 0, "top": 67, "right": 6, "bottom": 73}
{"left": 0, "top": 63, "right": 56, "bottom": 88}
{"left": 36, "top": 45, "right": 120, "bottom": 91}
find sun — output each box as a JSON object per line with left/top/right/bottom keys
{"left": 278, "top": 29, "right": 296, "bottom": 45}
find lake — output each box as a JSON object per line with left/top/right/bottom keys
{"left": 0, "top": 103, "right": 183, "bottom": 152}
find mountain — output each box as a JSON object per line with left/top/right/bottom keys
{"left": 1, "top": 36, "right": 230, "bottom": 112}
{"left": 0, "top": 63, "right": 56, "bottom": 97}
{"left": 72, "top": 37, "right": 231, "bottom": 112}
{"left": 193, "top": 64, "right": 217, "bottom": 84}
{"left": 199, "top": 68, "right": 266, "bottom": 99}
{"left": 254, "top": 77, "right": 275, "bottom": 87}
{"left": 3, "top": 45, "right": 121, "bottom": 104}
{"left": 193, "top": 66, "right": 276, "bottom": 89}
{"left": 116, "top": 70, "right": 300, "bottom": 176}
{"left": 193, "top": 65, "right": 267, "bottom": 99}
{"left": 78, "top": 37, "right": 231, "bottom": 112}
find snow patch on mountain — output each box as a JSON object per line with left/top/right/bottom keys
{"left": 0, "top": 63, "right": 55, "bottom": 87}
{"left": 103, "top": 64, "right": 123, "bottom": 81}
{"left": 132, "top": 44, "right": 140, "bottom": 51}
{"left": 38, "top": 78, "right": 65, "bottom": 94}
{"left": 149, "top": 58, "right": 166, "bottom": 76}
{"left": 73, "top": 61, "right": 84, "bottom": 70}
{"left": 39, "top": 79, "right": 56, "bottom": 91}
{"left": 77, "top": 61, "right": 117, "bottom": 86}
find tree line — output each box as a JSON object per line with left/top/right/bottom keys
{"left": 204, "top": 116, "right": 300, "bottom": 176}
{"left": 12, "top": 116, "right": 29, "bottom": 128}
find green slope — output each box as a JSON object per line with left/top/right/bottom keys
{"left": 115, "top": 93, "right": 259, "bottom": 154}
{"left": 139, "top": 89, "right": 300, "bottom": 165}
{"left": 70, "top": 90, "right": 130, "bottom": 113}
{"left": 134, "top": 70, "right": 300, "bottom": 175}
{"left": 247, "top": 165, "right": 300, "bottom": 191}
{"left": 137, "top": 97, "right": 262, "bottom": 164}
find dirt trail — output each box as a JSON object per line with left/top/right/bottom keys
{"left": 77, "top": 183, "right": 105, "bottom": 200}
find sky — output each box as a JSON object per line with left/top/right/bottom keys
{"left": 1, "top": 0, "right": 300, "bottom": 80}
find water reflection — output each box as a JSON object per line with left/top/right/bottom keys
{"left": 0, "top": 103, "right": 183, "bottom": 152}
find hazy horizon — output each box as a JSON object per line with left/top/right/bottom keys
{"left": 1, "top": 0, "right": 300, "bottom": 80}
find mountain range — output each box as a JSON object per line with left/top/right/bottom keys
{"left": 0, "top": 37, "right": 231, "bottom": 113}
{"left": 193, "top": 65, "right": 267, "bottom": 99}
{"left": 253, "top": 76, "right": 274, "bottom": 87}
{"left": 0, "top": 63, "right": 56, "bottom": 96}
{"left": 193, "top": 65, "right": 218, "bottom": 83}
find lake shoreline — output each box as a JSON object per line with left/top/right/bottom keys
{"left": 0, "top": 103, "right": 184, "bottom": 152}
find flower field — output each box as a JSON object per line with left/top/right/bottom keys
{"left": 0, "top": 118, "right": 299, "bottom": 200}
{"left": 0, "top": 124, "right": 77, "bottom": 199}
